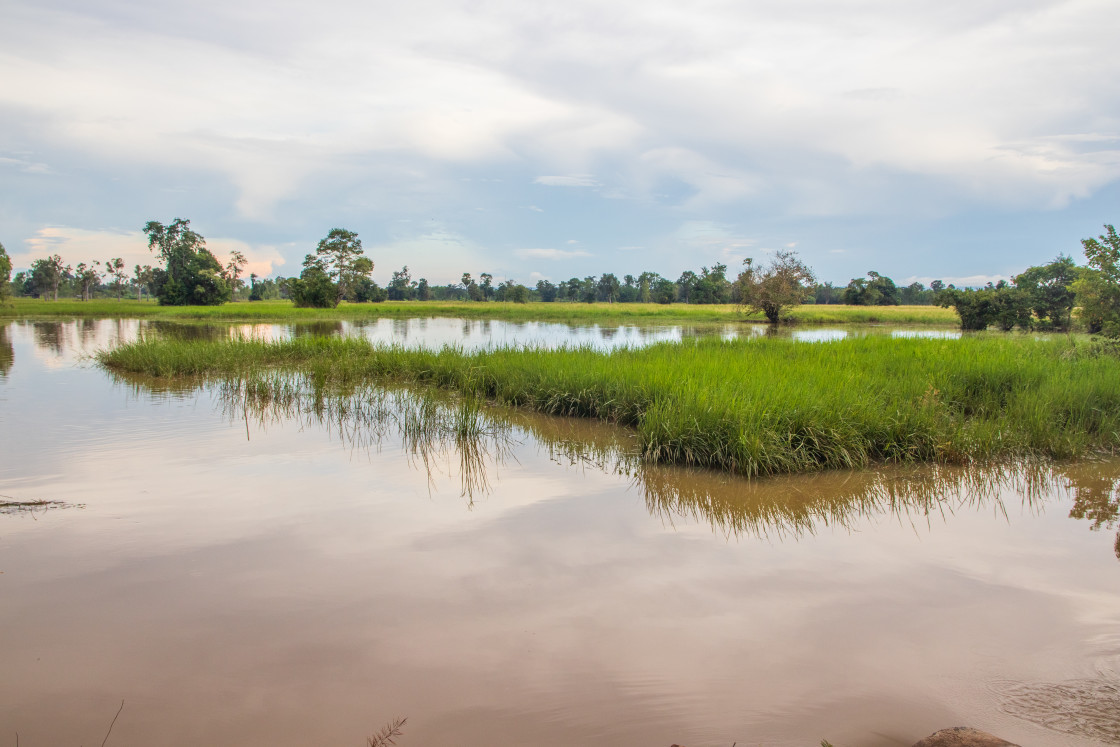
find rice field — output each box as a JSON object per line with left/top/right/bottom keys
{"left": 99, "top": 334, "right": 1120, "bottom": 476}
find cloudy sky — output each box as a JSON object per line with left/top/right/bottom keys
{"left": 2, "top": 0, "right": 1118, "bottom": 287}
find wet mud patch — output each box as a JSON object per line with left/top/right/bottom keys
{"left": 992, "top": 677, "right": 1120, "bottom": 743}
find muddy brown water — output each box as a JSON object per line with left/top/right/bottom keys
{"left": 0, "top": 319, "right": 1117, "bottom": 747}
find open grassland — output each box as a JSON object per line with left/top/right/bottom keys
{"left": 4, "top": 297, "right": 960, "bottom": 326}
{"left": 100, "top": 334, "right": 1120, "bottom": 477}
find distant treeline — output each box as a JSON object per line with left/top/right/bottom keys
{"left": 3, "top": 253, "right": 949, "bottom": 307}
{"left": 5, "top": 220, "right": 1120, "bottom": 336}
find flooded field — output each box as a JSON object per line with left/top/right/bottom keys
{"left": 1, "top": 320, "right": 1117, "bottom": 746}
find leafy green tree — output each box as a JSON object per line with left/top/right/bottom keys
{"left": 388, "top": 266, "right": 414, "bottom": 300}
{"left": 223, "top": 251, "right": 248, "bottom": 300}
{"left": 735, "top": 250, "right": 816, "bottom": 323}
{"left": 676, "top": 270, "right": 699, "bottom": 303}
{"left": 462, "top": 273, "right": 484, "bottom": 301}
{"left": 416, "top": 277, "right": 431, "bottom": 301}
{"left": 619, "top": 274, "right": 638, "bottom": 303}
{"left": 1014, "top": 255, "right": 1077, "bottom": 330}
{"left": 597, "top": 273, "right": 620, "bottom": 303}
{"left": 134, "top": 264, "right": 154, "bottom": 302}
{"left": 288, "top": 261, "right": 338, "bottom": 308}
{"left": 843, "top": 271, "right": 899, "bottom": 305}
{"left": 536, "top": 279, "right": 558, "bottom": 302}
{"left": 104, "top": 257, "right": 127, "bottom": 300}
{"left": 652, "top": 277, "right": 677, "bottom": 304}
{"left": 348, "top": 275, "right": 387, "bottom": 303}
{"left": 31, "top": 255, "right": 68, "bottom": 300}
{"left": 75, "top": 262, "right": 102, "bottom": 301}
{"left": 1074, "top": 224, "right": 1120, "bottom": 337}
{"left": 0, "top": 241, "right": 11, "bottom": 305}
{"left": 690, "top": 263, "right": 731, "bottom": 304}
{"left": 144, "top": 218, "right": 230, "bottom": 305}
{"left": 939, "top": 283, "right": 1031, "bottom": 331}
{"left": 303, "top": 228, "right": 368, "bottom": 305}
{"left": 479, "top": 273, "right": 494, "bottom": 301}
{"left": 580, "top": 276, "right": 598, "bottom": 303}
{"left": 637, "top": 272, "right": 658, "bottom": 303}
{"left": 288, "top": 228, "right": 372, "bottom": 308}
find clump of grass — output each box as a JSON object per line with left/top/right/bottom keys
{"left": 367, "top": 716, "right": 407, "bottom": 747}
{"left": 100, "top": 334, "right": 1120, "bottom": 476}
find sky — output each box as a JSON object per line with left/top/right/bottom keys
{"left": 1, "top": 0, "right": 1118, "bottom": 287}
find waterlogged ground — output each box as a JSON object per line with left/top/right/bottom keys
{"left": 1, "top": 320, "right": 1118, "bottom": 747}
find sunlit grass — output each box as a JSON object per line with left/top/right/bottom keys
{"left": 99, "top": 334, "right": 1120, "bottom": 476}
{"left": 5, "top": 297, "right": 959, "bottom": 325}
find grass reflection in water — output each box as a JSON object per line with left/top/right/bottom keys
{"left": 112, "top": 369, "right": 1120, "bottom": 558}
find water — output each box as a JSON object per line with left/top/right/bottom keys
{"left": 1, "top": 320, "right": 1117, "bottom": 747}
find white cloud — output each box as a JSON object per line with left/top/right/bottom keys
{"left": 515, "top": 248, "right": 593, "bottom": 260}
{"left": 533, "top": 175, "right": 600, "bottom": 187}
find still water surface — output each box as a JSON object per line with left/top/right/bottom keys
{"left": 1, "top": 319, "right": 1117, "bottom": 747}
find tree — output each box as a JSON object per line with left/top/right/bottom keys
{"left": 1074, "top": 225, "right": 1120, "bottom": 337}
{"left": 637, "top": 272, "right": 658, "bottom": 303}
{"left": 1014, "top": 255, "right": 1077, "bottom": 330}
{"left": 144, "top": 218, "right": 230, "bottom": 306}
{"left": 676, "top": 270, "right": 699, "bottom": 303}
{"left": 597, "top": 273, "right": 620, "bottom": 303}
{"left": 288, "top": 260, "right": 338, "bottom": 308}
{"left": 104, "top": 257, "right": 127, "bottom": 301}
{"left": 843, "top": 271, "right": 899, "bottom": 305}
{"left": 479, "top": 273, "right": 494, "bottom": 301}
{"left": 388, "top": 266, "right": 414, "bottom": 300}
{"left": 0, "top": 241, "right": 11, "bottom": 305}
{"left": 939, "top": 283, "right": 1031, "bottom": 331}
{"left": 75, "top": 262, "right": 102, "bottom": 301}
{"left": 536, "top": 279, "right": 558, "bottom": 302}
{"left": 735, "top": 250, "right": 816, "bottom": 323}
{"left": 651, "top": 277, "right": 677, "bottom": 304}
{"left": 309, "top": 228, "right": 368, "bottom": 304}
{"left": 416, "top": 278, "right": 432, "bottom": 301}
{"left": 580, "top": 276, "right": 598, "bottom": 303}
{"left": 31, "top": 255, "right": 68, "bottom": 300}
{"left": 223, "top": 251, "right": 248, "bottom": 300}
{"left": 462, "top": 273, "right": 483, "bottom": 301}
{"left": 690, "top": 263, "right": 731, "bottom": 304}
{"left": 289, "top": 228, "right": 371, "bottom": 308}
{"left": 134, "top": 264, "right": 154, "bottom": 302}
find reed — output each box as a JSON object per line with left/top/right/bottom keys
{"left": 99, "top": 334, "right": 1120, "bottom": 476}
{"left": 4, "top": 297, "right": 960, "bottom": 326}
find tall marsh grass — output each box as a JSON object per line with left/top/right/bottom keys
{"left": 100, "top": 334, "right": 1120, "bottom": 476}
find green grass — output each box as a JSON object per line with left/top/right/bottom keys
{"left": 3, "top": 297, "right": 960, "bottom": 326}
{"left": 99, "top": 334, "right": 1120, "bottom": 477}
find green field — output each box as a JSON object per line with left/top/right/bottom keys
{"left": 2, "top": 297, "right": 960, "bottom": 325}
{"left": 100, "top": 334, "right": 1120, "bottom": 477}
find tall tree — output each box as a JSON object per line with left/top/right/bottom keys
{"left": 1074, "top": 224, "right": 1120, "bottom": 336}
{"left": 31, "top": 255, "right": 68, "bottom": 300}
{"left": 0, "top": 241, "right": 11, "bottom": 305}
{"left": 735, "top": 250, "right": 816, "bottom": 323}
{"left": 133, "top": 264, "right": 154, "bottom": 302}
{"left": 290, "top": 228, "right": 370, "bottom": 308}
{"left": 104, "top": 257, "right": 127, "bottom": 300}
{"left": 223, "top": 251, "right": 248, "bottom": 300}
{"left": 598, "top": 273, "right": 620, "bottom": 303}
{"left": 144, "top": 218, "right": 230, "bottom": 305}
{"left": 75, "top": 262, "right": 102, "bottom": 301}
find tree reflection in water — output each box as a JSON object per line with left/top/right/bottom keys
{"left": 113, "top": 368, "right": 1120, "bottom": 559}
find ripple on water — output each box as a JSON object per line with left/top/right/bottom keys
{"left": 991, "top": 677, "right": 1120, "bottom": 743}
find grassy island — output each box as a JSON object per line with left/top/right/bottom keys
{"left": 4, "top": 297, "right": 960, "bottom": 326}
{"left": 100, "top": 334, "right": 1120, "bottom": 477}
